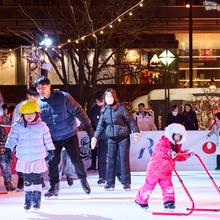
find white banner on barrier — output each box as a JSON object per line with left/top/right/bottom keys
{"left": 78, "top": 130, "right": 217, "bottom": 171}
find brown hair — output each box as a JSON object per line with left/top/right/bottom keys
{"left": 101, "top": 88, "right": 119, "bottom": 113}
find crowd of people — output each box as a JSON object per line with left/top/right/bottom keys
{"left": 166, "top": 103, "right": 198, "bottom": 130}
{"left": 0, "top": 78, "right": 219, "bottom": 212}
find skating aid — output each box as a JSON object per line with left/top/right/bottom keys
{"left": 153, "top": 152, "right": 220, "bottom": 216}
{"left": 153, "top": 152, "right": 195, "bottom": 216}
{"left": 186, "top": 153, "right": 220, "bottom": 212}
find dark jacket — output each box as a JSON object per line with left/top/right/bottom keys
{"left": 94, "top": 103, "right": 139, "bottom": 139}
{"left": 89, "top": 104, "right": 107, "bottom": 140}
{"left": 166, "top": 113, "right": 183, "bottom": 126}
{"left": 37, "top": 89, "right": 93, "bottom": 141}
{"left": 182, "top": 110, "right": 198, "bottom": 130}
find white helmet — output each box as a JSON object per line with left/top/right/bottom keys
{"left": 164, "top": 123, "right": 186, "bottom": 144}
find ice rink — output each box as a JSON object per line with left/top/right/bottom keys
{"left": 0, "top": 171, "right": 220, "bottom": 220}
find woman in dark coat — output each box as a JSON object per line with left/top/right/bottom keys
{"left": 182, "top": 103, "right": 198, "bottom": 130}
{"left": 91, "top": 88, "right": 140, "bottom": 191}
{"left": 166, "top": 105, "right": 183, "bottom": 126}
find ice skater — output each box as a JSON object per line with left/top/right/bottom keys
{"left": 5, "top": 100, "right": 55, "bottom": 211}
{"left": 135, "top": 123, "right": 192, "bottom": 210}
{"left": 91, "top": 88, "right": 140, "bottom": 191}
{"left": 206, "top": 112, "right": 220, "bottom": 170}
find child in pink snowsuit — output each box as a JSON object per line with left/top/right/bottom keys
{"left": 135, "top": 123, "right": 191, "bottom": 210}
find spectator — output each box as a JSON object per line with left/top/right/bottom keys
{"left": 0, "top": 123, "right": 16, "bottom": 192}
{"left": 133, "top": 103, "right": 154, "bottom": 131}
{"left": 34, "top": 76, "right": 94, "bottom": 197}
{"left": 182, "top": 103, "right": 198, "bottom": 130}
{"left": 206, "top": 112, "right": 220, "bottom": 170}
{"left": 11, "top": 87, "right": 39, "bottom": 124}
{"left": 166, "top": 105, "right": 183, "bottom": 126}
{"left": 1, "top": 104, "right": 11, "bottom": 125}
{"left": 91, "top": 88, "right": 140, "bottom": 191}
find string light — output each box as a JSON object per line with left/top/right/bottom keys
{"left": 60, "top": 0, "right": 144, "bottom": 48}
{"left": 2, "top": 0, "right": 144, "bottom": 51}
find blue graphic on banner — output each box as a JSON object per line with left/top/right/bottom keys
{"left": 137, "top": 138, "right": 154, "bottom": 159}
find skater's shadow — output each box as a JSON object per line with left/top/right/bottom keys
{"left": 27, "top": 212, "right": 112, "bottom": 220}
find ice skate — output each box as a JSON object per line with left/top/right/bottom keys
{"left": 24, "top": 191, "right": 32, "bottom": 211}
{"left": 164, "top": 201, "right": 175, "bottom": 212}
{"left": 4, "top": 179, "right": 16, "bottom": 192}
{"left": 80, "top": 178, "right": 91, "bottom": 194}
{"left": 97, "top": 178, "right": 105, "bottom": 186}
{"left": 123, "top": 184, "right": 131, "bottom": 191}
{"left": 135, "top": 200, "right": 149, "bottom": 209}
{"left": 104, "top": 184, "right": 115, "bottom": 191}
{"left": 44, "top": 183, "right": 59, "bottom": 198}
{"left": 32, "top": 191, "right": 41, "bottom": 210}
{"left": 66, "top": 175, "right": 73, "bottom": 187}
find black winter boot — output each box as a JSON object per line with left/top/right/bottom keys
{"left": 80, "top": 178, "right": 91, "bottom": 194}
{"left": 32, "top": 191, "right": 41, "bottom": 210}
{"left": 44, "top": 183, "right": 59, "bottom": 198}
{"left": 4, "top": 179, "right": 16, "bottom": 192}
{"left": 17, "top": 175, "right": 24, "bottom": 190}
{"left": 24, "top": 191, "right": 32, "bottom": 210}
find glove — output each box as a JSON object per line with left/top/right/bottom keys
{"left": 134, "top": 132, "right": 140, "bottom": 142}
{"left": 187, "top": 150, "right": 195, "bottom": 157}
{"left": 4, "top": 148, "right": 12, "bottom": 164}
{"left": 171, "top": 151, "right": 177, "bottom": 159}
{"left": 167, "top": 150, "right": 177, "bottom": 159}
{"left": 45, "top": 150, "right": 55, "bottom": 162}
{"left": 91, "top": 137, "right": 97, "bottom": 149}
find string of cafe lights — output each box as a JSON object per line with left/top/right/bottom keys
{"left": 0, "top": 0, "right": 144, "bottom": 52}
{"left": 58, "top": 0, "right": 144, "bottom": 48}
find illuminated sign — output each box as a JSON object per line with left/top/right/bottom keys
{"left": 203, "top": 1, "right": 220, "bottom": 10}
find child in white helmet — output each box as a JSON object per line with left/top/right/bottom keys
{"left": 5, "top": 100, "right": 55, "bottom": 211}
{"left": 135, "top": 123, "right": 192, "bottom": 210}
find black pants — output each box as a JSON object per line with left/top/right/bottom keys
{"left": 48, "top": 135, "right": 87, "bottom": 186}
{"left": 107, "top": 136, "right": 130, "bottom": 186}
{"left": 217, "top": 155, "right": 220, "bottom": 168}
{"left": 97, "top": 139, "right": 108, "bottom": 179}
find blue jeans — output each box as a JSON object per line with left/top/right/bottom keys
{"left": 0, "top": 154, "right": 12, "bottom": 182}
